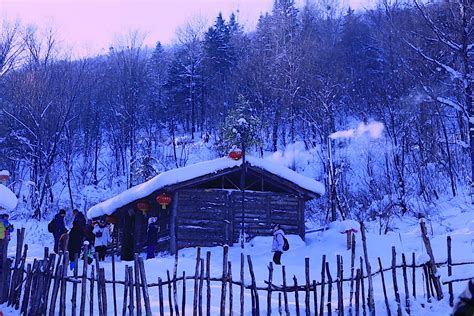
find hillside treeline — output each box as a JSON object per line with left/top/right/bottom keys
{"left": 0, "top": 0, "right": 472, "bottom": 228}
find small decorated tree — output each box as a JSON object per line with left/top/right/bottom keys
{"left": 218, "top": 95, "right": 261, "bottom": 248}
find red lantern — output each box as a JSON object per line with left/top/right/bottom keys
{"left": 156, "top": 193, "right": 172, "bottom": 210}
{"left": 136, "top": 201, "right": 151, "bottom": 215}
{"left": 228, "top": 150, "right": 243, "bottom": 160}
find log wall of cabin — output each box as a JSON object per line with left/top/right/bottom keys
{"left": 174, "top": 189, "right": 304, "bottom": 252}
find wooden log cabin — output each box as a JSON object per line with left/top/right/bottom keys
{"left": 87, "top": 156, "right": 324, "bottom": 259}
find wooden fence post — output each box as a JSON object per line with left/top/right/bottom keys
{"left": 419, "top": 217, "right": 443, "bottom": 300}
{"left": 207, "top": 251, "right": 212, "bottom": 316}
{"left": 282, "top": 265, "right": 289, "bottom": 316}
{"left": 194, "top": 247, "right": 201, "bottom": 316}
{"left": 294, "top": 275, "right": 300, "bottom": 316}
{"left": 349, "top": 236, "right": 356, "bottom": 316}
{"left": 447, "top": 235, "right": 454, "bottom": 306}
{"left": 326, "top": 262, "right": 333, "bottom": 316}
{"left": 391, "top": 247, "right": 402, "bottom": 316}
{"left": 80, "top": 245, "right": 89, "bottom": 316}
{"left": 378, "top": 257, "right": 391, "bottom": 316}
{"left": 138, "top": 257, "right": 152, "bottom": 316}
{"left": 319, "top": 255, "right": 326, "bottom": 316}
{"left": 304, "top": 258, "right": 311, "bottom": 316}
{"left": 401, "top": 253, "right": 410, "bottom": 315}
{"left": 247, "top": 255, "right": 260, "bottom": 315}
{"left": 220, "top": 246, "right": 228, "bottom": 316}
{"left": 267, "top": 262, "right": 273, "bottom": 316}
{"left": 359, "top": 221, "right": 375, "bottom": 315}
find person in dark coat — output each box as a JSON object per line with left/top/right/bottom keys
{"left": 453, "top": 279, "right": 474, "bottom": 316}
{"left": 53, "top": 209, "right": 67, "bottom": 254}
{"left": 146, "top": 217, "right": 159, "bottom": 259}
{"left": 73, "top": 209, "right": 86, "bottom": 231}
{"left": 68, "top": 220, "right": 84, "bottom": 270}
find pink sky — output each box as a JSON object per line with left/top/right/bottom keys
{"left": 1, "top": 0, "right": 370, "bottom": 57}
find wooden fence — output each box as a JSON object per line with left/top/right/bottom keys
{"left": 0, "top": 223, "right": 473, "bottom": 315}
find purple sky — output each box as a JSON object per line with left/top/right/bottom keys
{"left": 1, "top": 0, "right": 371, "bottom": 57}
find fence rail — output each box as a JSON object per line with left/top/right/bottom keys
{"left": 0, "top": 224, "right": 473, "bottom": 315}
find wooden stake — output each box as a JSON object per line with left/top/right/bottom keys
{"left": 349, "top": 235, "right": 356, "bottom": 316}
{"left": 228, "top": 261, "right": 233, "bottom": 316}
{"left": 138, "top": 257, "right": 152, "bottom": 316}
{"left": 267, "top": 262, "right": 273, "bottom": 316}
{"left": 182, "top": 271, "right": 187, "bottom": 316}
{"left": 112, "top": 254, "right": 118, "bottom": 316}
{"left": 319, "top": 255, "right": 326, "bottom": 316}
{"left": 199, "top": 258, "right": 204, "bottom": 316}
{"left": 207, "top": 252, "right": 212, "bottom": 316}
{"left": 194, "top": 248, "right": 201, "bottom": 316}
{"left": 89, "top": 265, "right": 95, "bottom": 316}
{"left": 128, "top": 266, "right": 135, "bottom": 316}
{"left": 411, "top": 252, "right": 416, "bottom": 299}
{"left": 418, "top": 217, "right": 443, "bottom": 300}
{"left": 158, "top": 277, "right": 164, "bottom": 316}
{"left": 134, "top": 254, "right": 142, "bottom": 316}
{"left": 122, "top": 266, "right": 129, "bottom": 316}
{"left": 80, "top": 245, "right": 89, "bottom": 316}
{"left": 313, "top": 280, "right": 318, "bottom": 316}
{"left": 355, "top": 269, "right": 361, "bottom": 316}
{"left": 20, "top": 263, "right": 32, "bottom": 315}
{"left": 220, "top": 246, "right": 228, "bottom": 316}
{"left": 359, "top": 222, "right": 375, "bottom": 315}
{"left": 240, "top": 253, "right": 244, "bottom": 316}
{"left": 167, "top": 270, "right": 174, "bottom": 316}
{"left": 326, "top": 262, "right": 332, "bottom": 316}
{"left": 247, "top": 255, "right": 260, "bottom": 315}
{"left": 402, "top": 253, "right": 410, "bottom": 314}
{"left": 447, "top": 236, "right": 454, "bottom": 307}
{"left": 359, "top": 257, "right": 366, "bottom": 316}
{"left": 378, "top": 257, "right": 390, "bottom": 316}
{"left": 423, "top": 264, "right": 431, "bottom": 302}
{"left": 173, "top": 254, "right": 180, "bottom": 316}
{"left": 391, "top": 247, "right": 402, "bottom": 316}
{"left": 49, "top": 263, "right": 62, "bottom": 316}
{"left": 304, "top": 258, "right": 310, "bottom": 316}
{"left": 282, "top": 265, "right": 289, "bottom": 316}
{"left": 59, "top": 251, "right": 68, "bottom": 316}
{"left": 294, "top": 275, "right": 300, "bottom": 316}
{"left": 72, "top": 254, "right": 79, "bottom": 316}
{"left": 278, "top": 293, "right": 282, "bottom": 316}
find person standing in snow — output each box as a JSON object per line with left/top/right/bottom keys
{"left": 52, "top": 209, "right": 67, "bottom": 254}
{"left": 2, "top": 214, "right": 13, "bottom": 240}
{"left": 68, "top": 216, "right": 85, "bottom": 269}
{"left": 93, "top": 219, "right": 110, "bottom": 261}
{"left": 146, "top": 217, "right": 159, "bottom": 259}
{"left": 271, "top": 224, "right": 285, "bottom": 265}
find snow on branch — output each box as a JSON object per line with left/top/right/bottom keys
{"left": 413, "top": 0, "right": 462, "bottom": 53}
{"left": 405, "top": 40, "right": 462, "bottom": 80}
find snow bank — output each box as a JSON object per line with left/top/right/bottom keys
{"left": 0, "top": 184, "right": 18, "bottom": 211}
{"left": 328, "top": 220, "right": 360, "bottom": 233}
{"left": 87, "top": 155, "right": 325, "bottom": 219}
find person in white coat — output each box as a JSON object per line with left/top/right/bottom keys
{"left": 93, "top": 219, "right": 111, "bottom": 261}
{"left": 271, "top": 224, "right": 285, "bottom": 265}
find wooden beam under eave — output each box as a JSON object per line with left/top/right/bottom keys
{"left": 170, "top": 191, "right": 179, "bottom": 254}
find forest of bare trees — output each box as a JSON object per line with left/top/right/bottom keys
{"left": 0, "top": 0, "right": 472, "bottom": 228}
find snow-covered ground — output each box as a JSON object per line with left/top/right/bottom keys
{"left": 1, "top": 193, "right": 473, "bottom": 315}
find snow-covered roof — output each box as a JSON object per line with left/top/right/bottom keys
{"left": 87, "top": 155, "right": 325, "bottom": 219}
{"left": 0, "top": 184, "right": 18, "bottom": 211}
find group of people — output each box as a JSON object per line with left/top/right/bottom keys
{"left": 49, "top": 208, "right": 111, "bottom": 269}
